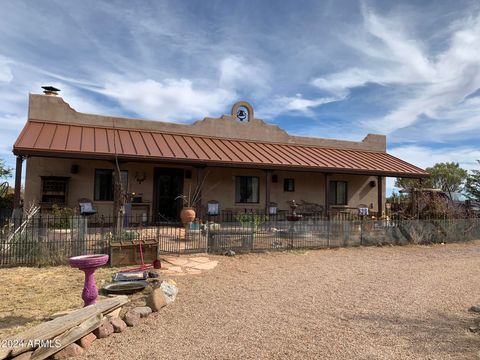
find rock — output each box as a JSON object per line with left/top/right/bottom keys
{"left": 224, "top": 250, "right": 235, "bottom": 257}
{"left": 12, "top": 351, "right": 33, "bottom": 360}
{"left": 469, "top": 305, "right": 480, "bottom": 313}
{"left": 77, "top": 332, "right": 97, "bottom": 349}
{"left": 93, "top": 319, "right": 114, "bottom": 338}
{"left": 469, "top": 325, "right": 479, "bottom": 333}
{"left": 124, "top": 310, "right": 141, "bottom": 326}
{"left": 105, "top": 307, "right": 121, "bottom": 319}
{"left": 160, "top": 281, "right": 179, "bottom": 304}
{"left": 133, "top": 306, "right": 153, "bottom": 318}
{"left": 109, "top": 317, "right": 127, "bottom": 333}
{"left": 146, "top": 288, "right": 168, "bottom": 311}
{"left": 52, "top": 343, "right": 84, "bottom": 359}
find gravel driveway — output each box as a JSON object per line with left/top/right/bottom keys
{"left": 83, "top": 242, "right": 480, "bottom": 359}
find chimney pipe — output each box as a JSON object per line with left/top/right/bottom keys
{"left": 41, "top": 86, "right": 60, "bottom": 96}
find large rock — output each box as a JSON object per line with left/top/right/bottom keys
{"left": 110, "top": 317, "right": 127, "bottom": 333}
{"left": 52, "top": 343, "right": 84, "bottom": 359}
{"left": 146, "top": 288, "right": 168, "bottom": 311}
{"left": 106, "top": 307, "right": 122, "bottom": 319}
{"left": 124, "top": 310, "right": 141, "bottom": 326}
{"left": 77, "top": 332, "right": 97, "bottom": 349}
{"left": 133, "top": 306, "right": 152, "bottom": 318}
{"left": 93, "top": 319, "right": 114, "bottom": 338}
{"left": 160, "top": 281, "right": 179, "bottom": 304}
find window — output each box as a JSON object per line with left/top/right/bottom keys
{"left": 235, "top": 176, "right": 259, "bottom": 203}
{"left": 94, "top": 169, "right": 128, "bottom": 201}
{"left": 329, "top": 181, "right": 347, "bottom": 205}
{"left": 284, "top": 178, "right": 295, "bottom": 192}
{"left": 41, "top": 177, "right": 69, "bottom": 204}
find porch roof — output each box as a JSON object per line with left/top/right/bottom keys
{"left": 13, "top": 120, "right": 429, "bottom": 178}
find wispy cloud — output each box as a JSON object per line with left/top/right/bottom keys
{"left": 311, "top": 5, "right": 480, "bottom": 137}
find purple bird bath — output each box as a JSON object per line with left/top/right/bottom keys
{"left": 69, "top": 254, "right": 109, "bottom": 307}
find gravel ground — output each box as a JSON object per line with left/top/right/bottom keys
{"left": 82, "top": 242, "right": 480, "bottom": 360}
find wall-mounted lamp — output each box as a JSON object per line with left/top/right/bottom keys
{"left": 272, "top": 175, "right": 278, "bottom": 183}
{"left": 369, "top": 180, "right": 376, "bottom": 188}
{"left": 70, "top": 164, "right": 79, "bottom": 174}
{"left": 135, "top": 171, "right": 146, "bottom": 184}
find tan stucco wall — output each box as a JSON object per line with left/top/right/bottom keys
{"left": 26, "top": 94, "right": 386, "bottom": 152}
{"left": 25, "top": 157, "right": 386, "bottom": 217}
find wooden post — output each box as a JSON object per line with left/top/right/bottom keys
{"left": 196, "top": 166, "right": 205, "bottom": 215}
{"left": 265, "top": 170, "right": 271, "bottom": 216}
{"left": 377, "top": 175, "right": 383, "bottom": 218}
{"left": 324, "top": 173, "right": 331, "bottom": 219}
{"left": 13, "top": 156, "right": 24, "bottom": 223}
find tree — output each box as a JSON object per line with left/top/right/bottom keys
{"left": 426, "top": 162, "right": 467, "bottom": 196}
{"left": 395, "top": 162, "right": 467, "bottom": 196}
{"left": 466, "top": 160, "right": 480, "bottom": 200}
{"left": 0, "top": 158, "right": 12, "bottom": 179}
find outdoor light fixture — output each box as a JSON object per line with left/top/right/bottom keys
{"left": 369, "top": 180, "right": 376, "bottom": 187}
{"left": 134, "top": 171, "right": 146, "bottom": 184}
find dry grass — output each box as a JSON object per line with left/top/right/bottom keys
{"left": 0, "top": 266, "right": 120, "bottom": 339}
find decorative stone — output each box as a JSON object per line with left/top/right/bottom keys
{"left": 12, "top": 351, "right": 33, "bottom": 360}
{"left": 469, "top": 325, "right": 479, "bottom": 333}
{"left": 52, "top": 343, "right": 84, "bottom": 359}
{"left": 133, "top": 306, "right": 152, "bottom": 318}
{"left": 124, "top": 310, "right": 141, "bottom": 326}
{"left": 469, "top": 305, "right": 480, "bottom": 313}
{"left": 77, "top": 332, "right": 97, "bottom": 349}
{"left": 110, "top": 317, "right": 127, "bottom": 333}
{"left": 146, "top": 288, "right": 168, "bottom": 311}
{"left": 93, "top": 319, "right": 114, "bottom": 338}
{"left": 106, "top": 307, "right": 121, "bottom": 319}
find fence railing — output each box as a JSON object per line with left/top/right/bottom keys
{"left": 1, "top": 214, "right": 479, "bottom": 267}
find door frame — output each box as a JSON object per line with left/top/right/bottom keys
{"left": 152, "top": 167, "right": 184, "bottom": 222}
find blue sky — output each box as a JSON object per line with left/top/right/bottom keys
{"left": 1, "top": 0, "right": 480, "bottom": 193}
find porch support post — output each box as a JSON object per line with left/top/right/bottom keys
{"left": 324, "top": 173, "right": 331, "bottom": 219}
{"left": 265, "top": 170, "right": 271, "bottom": 216}
{"left": 13, "top": 155, "right": 24, "bottom": 220}
{"left": 196, "top": 166, "right": 205, "bottom": 216}
{"left": 377, "top": 175, "right": 383, "bottom": 218}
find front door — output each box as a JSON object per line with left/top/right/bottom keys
{"left": 153, "top": 168, "right": 184, "bottom": 222}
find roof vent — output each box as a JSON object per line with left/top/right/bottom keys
{"left": 42, "top": 86, "right": 60, "bottom": 96}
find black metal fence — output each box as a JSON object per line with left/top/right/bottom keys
{"left": 1, "top": 214, "right": 479, "bottom": 267}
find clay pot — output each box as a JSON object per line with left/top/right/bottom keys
{"left": 180, "top": 207, "right": 196, "bottom": 224}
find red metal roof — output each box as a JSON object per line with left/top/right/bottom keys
{"left": 13, "top": 120, "right": 428, "bottom": 177}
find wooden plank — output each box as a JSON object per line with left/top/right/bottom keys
{"left": 30, "top": 314, "right": 102, "bottom": 360}
{"left": 0, "top": 296, "right": 128, "bottom": 359}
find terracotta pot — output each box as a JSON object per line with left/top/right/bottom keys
{"left": 180, "top": 207, "right": 196, "bottom": 224}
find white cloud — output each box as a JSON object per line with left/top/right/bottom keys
{"left": 100, "top": 77, "right": 235, "bottom": 122}
{"left": 219, "top": 56, "right": 270, "bottom": 96}
{"left": 389, "top": 145, "right": 480, "bottom": 171}
{"left": 0, "top": 62, "right": 13, "bottom": 83}
{"left": 257, "top": 94, "right": 337, "bottom": 119}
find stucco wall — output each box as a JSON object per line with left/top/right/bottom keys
{"left": 25, "top": 157, "right": 386, "bottom": 218}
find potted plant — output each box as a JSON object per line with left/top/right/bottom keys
{"left": 176, "top": 177, "right": 205, "bottom": 225}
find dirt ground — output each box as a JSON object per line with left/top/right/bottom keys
{"left": 82, "top": 242, "right": 480, "bottom": 360}
{"left": 1, "top": 242, "right": 480, "bottom": 359}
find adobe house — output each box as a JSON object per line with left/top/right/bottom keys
{"left": 12, "top": 91, "right": 428, "bottom": 221}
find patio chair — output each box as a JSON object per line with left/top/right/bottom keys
{"left": 78, "top": 198, "right": 97, "bottom": 216}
